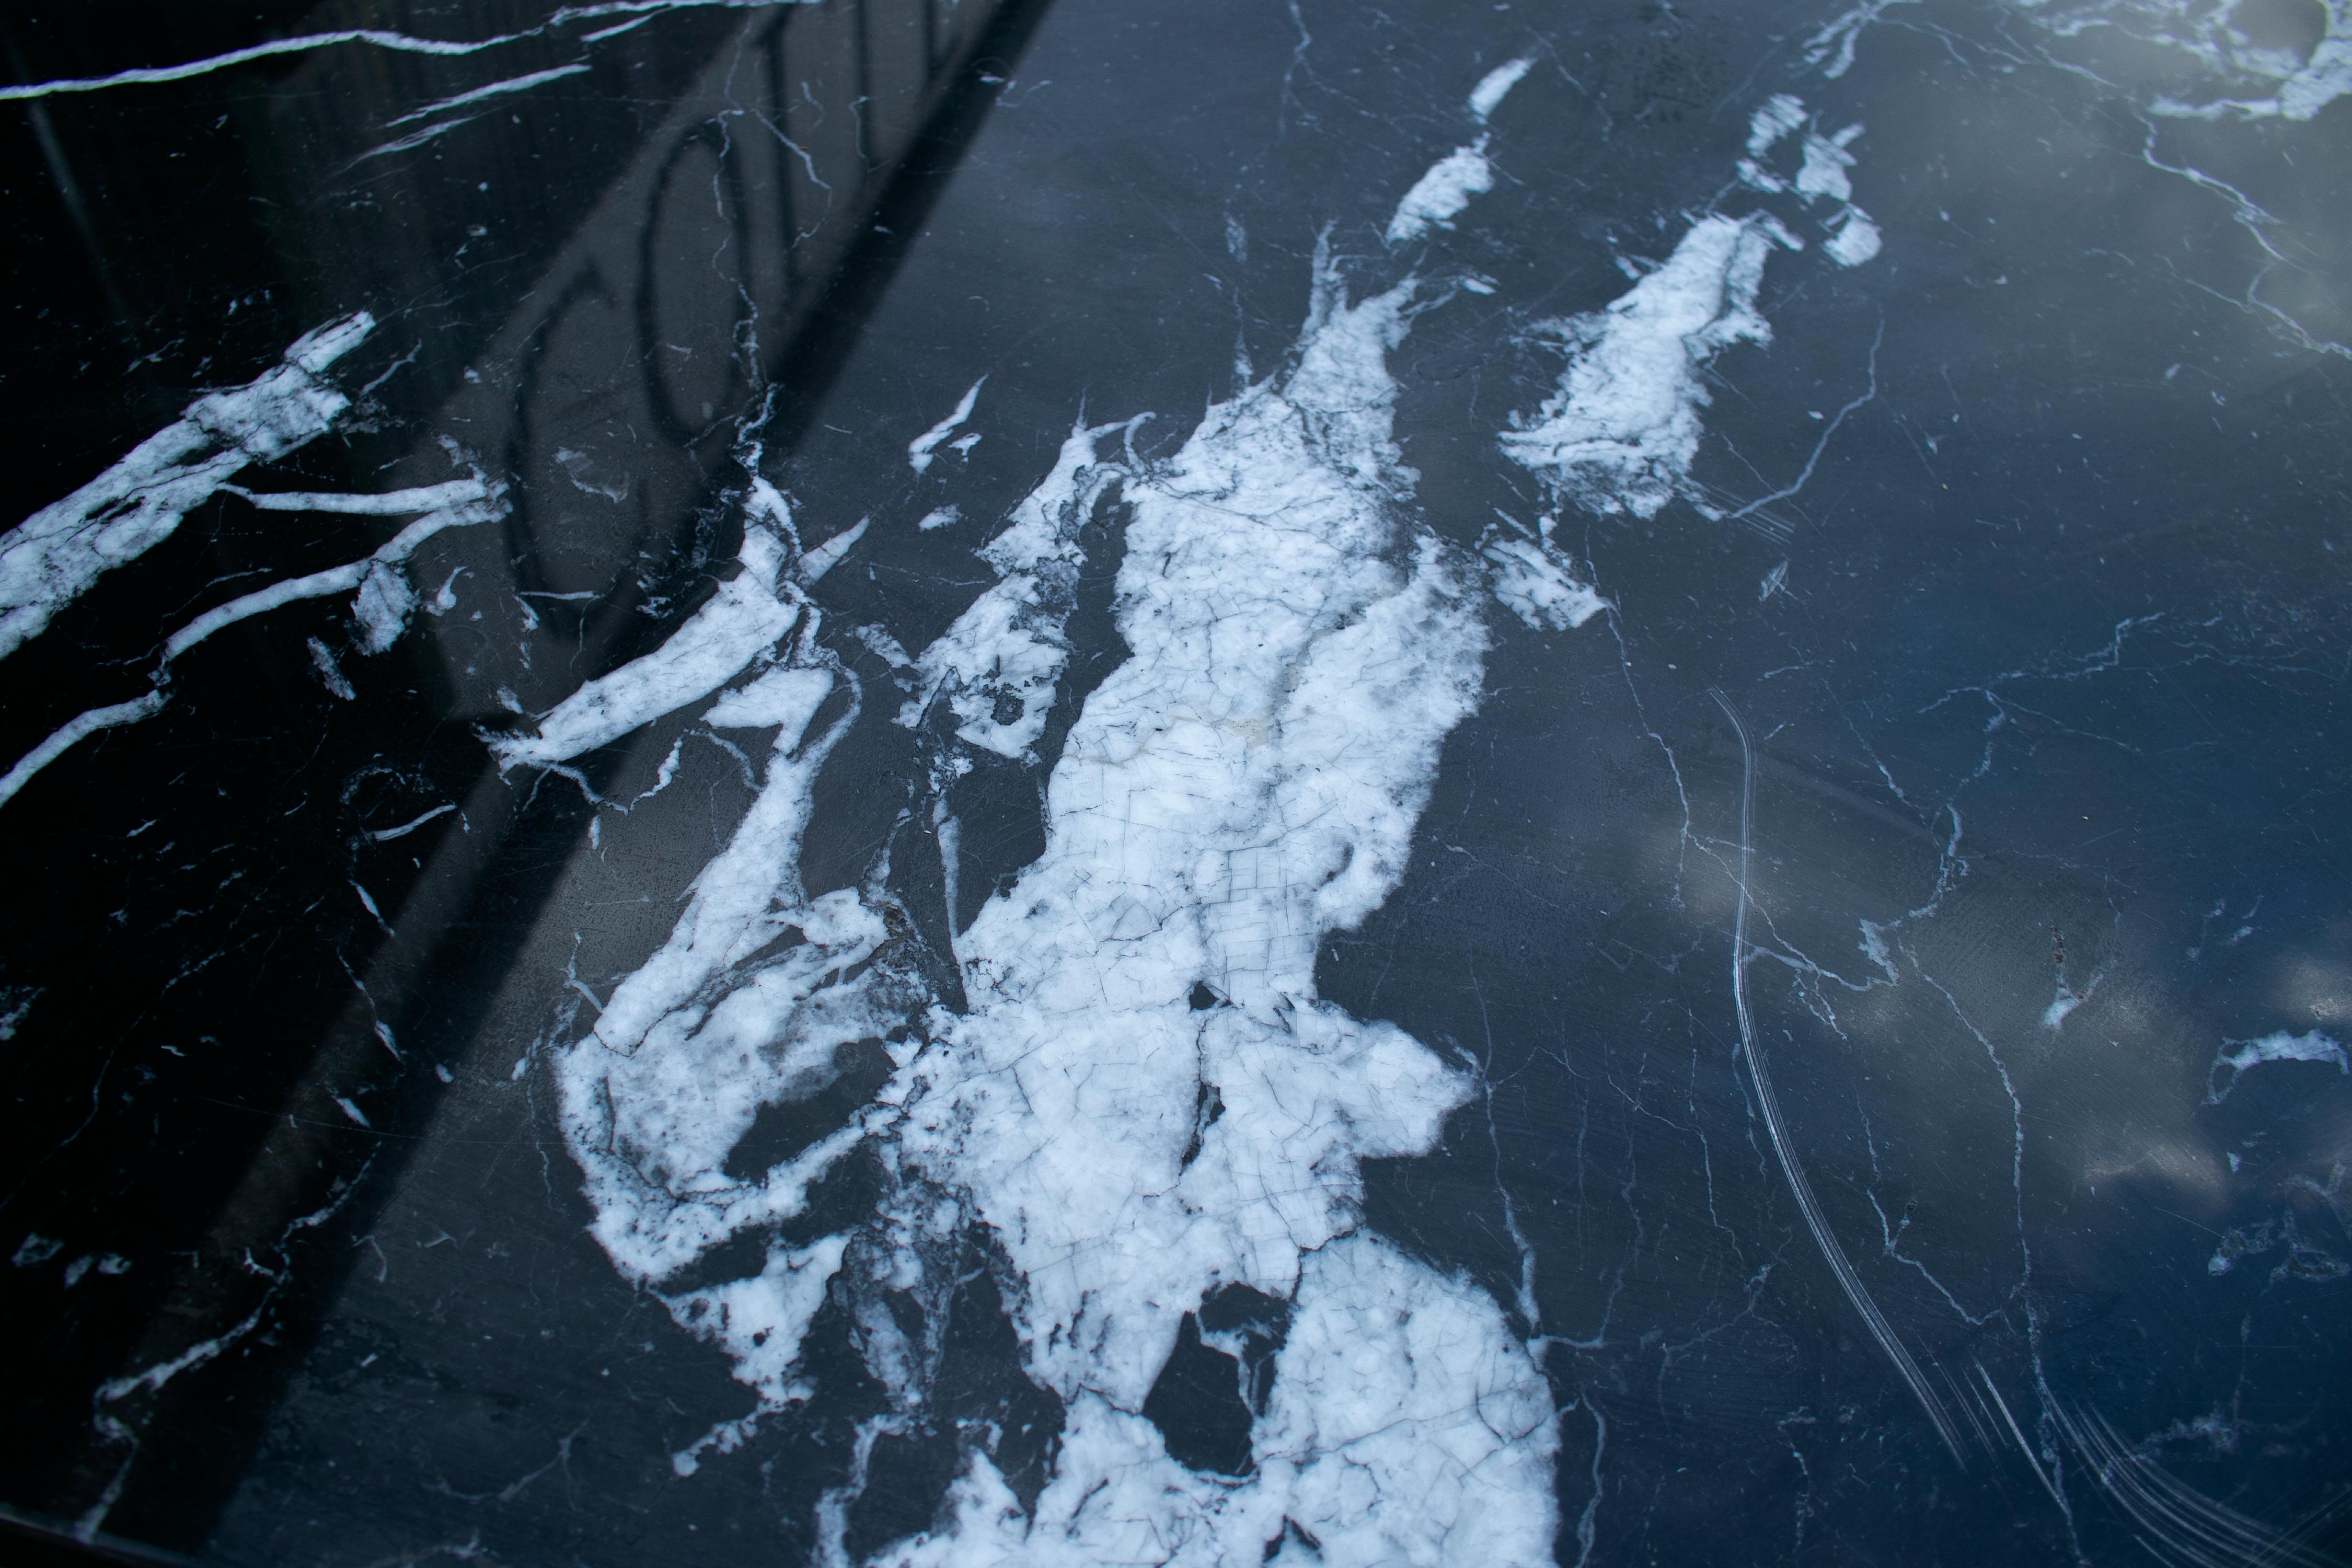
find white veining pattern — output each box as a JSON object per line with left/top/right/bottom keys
{"left": 488, "top": 515, "right": 804, "bottom": 774}
{"left": 2205, "top": 1029, "right": 2350, "bottom": 1103}
{"left": 552, "top": 73, "right": 1584, "bottom": 1564}
{"left": 0, "top": 313, "right": 374, "bottom": 662}
{"left": 1, "top": 472, "right": 506, "bottom": 811}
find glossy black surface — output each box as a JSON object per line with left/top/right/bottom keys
{"left": 4, "top": 2, "right": 2350, "bottom": 1564}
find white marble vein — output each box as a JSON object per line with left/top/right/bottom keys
{"left": 0, "top": 478, "right": 505, "bottom": 812}
{"left": 0, "top": 313, "right": 374, "bottom": 662}
{"left": 0, "top": 2, "right": 818, "bottom": 103}
{"left": 384, "top": 62, "right": 592, "bottom": 127}
{"left": 909, "top": 379, "right": 986, "bottom": 476}
{"left": 486, "top": 524, "right": 801, "bottom": 773}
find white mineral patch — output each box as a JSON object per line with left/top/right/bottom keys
{"left": 1825, "top": 207, "right": 1884, "bottom": 267}
{"left": 1385, "top": 137, "right": 1494, "bottom": 245}
{"left": 1469, "top": 55, "right": 1535, "bottom": 120}
{"left": 1500, "top": 213, "right": 1797, "bottom": 518}
{"left": 1786, "top": 122, "right": 1881, "bottom": 267}
{"left": 1793, "top": 128, "right": 1859, "bottom": 204}
{"left": 1503, "top": 93, "right": 1890, "bottom": 516}
{"left": 1747, "top": 93, "right": 1809, "bottom": 154}
{"left": 2206, "top": 1030, "right": 2350, "bottom": 1103}
{"left": 1483, "top": 532, "right": 1610, "bottom": 629}
{"left": 350, "top": 560, "right": 420, "bottom": 654}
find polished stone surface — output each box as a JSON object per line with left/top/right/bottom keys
{"left": 4, "top": 1, "right": 2351, "bottom": 1564}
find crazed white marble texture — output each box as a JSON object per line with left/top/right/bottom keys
{"left": 884, "top": 236, "right": 1555, "bottom": 1564}
{"left": 555, "top": 91, "right": 1571, "bottom": 1565}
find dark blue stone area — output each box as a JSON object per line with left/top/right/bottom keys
{"left": 2, "top": 2, "right": 2348, "bottom": 1565}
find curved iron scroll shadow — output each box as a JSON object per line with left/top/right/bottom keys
{"left": 1710, "top": 686, "right": 1967, "bottom": 1465}
{"left": 0, "top": 1, "right": 1062, "bottom": 1548}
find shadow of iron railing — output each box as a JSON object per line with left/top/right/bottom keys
{"left": 1, "top": 0, "right": 1052, "bottom": 1548}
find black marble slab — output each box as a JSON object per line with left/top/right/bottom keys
{"left": 4, "top": 1, "right": 2350, "bottom": 1565}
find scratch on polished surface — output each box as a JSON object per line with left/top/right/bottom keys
{"left": 1711, "top": 687, "right": 1967, "bottom": 1464}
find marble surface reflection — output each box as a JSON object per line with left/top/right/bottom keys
{"left": 3, "top": 1, "right": 2349, "bottom": 1564}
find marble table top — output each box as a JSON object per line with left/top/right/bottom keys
{"left": 3, "top": 1, "right": 2348, "bottom": 1563}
